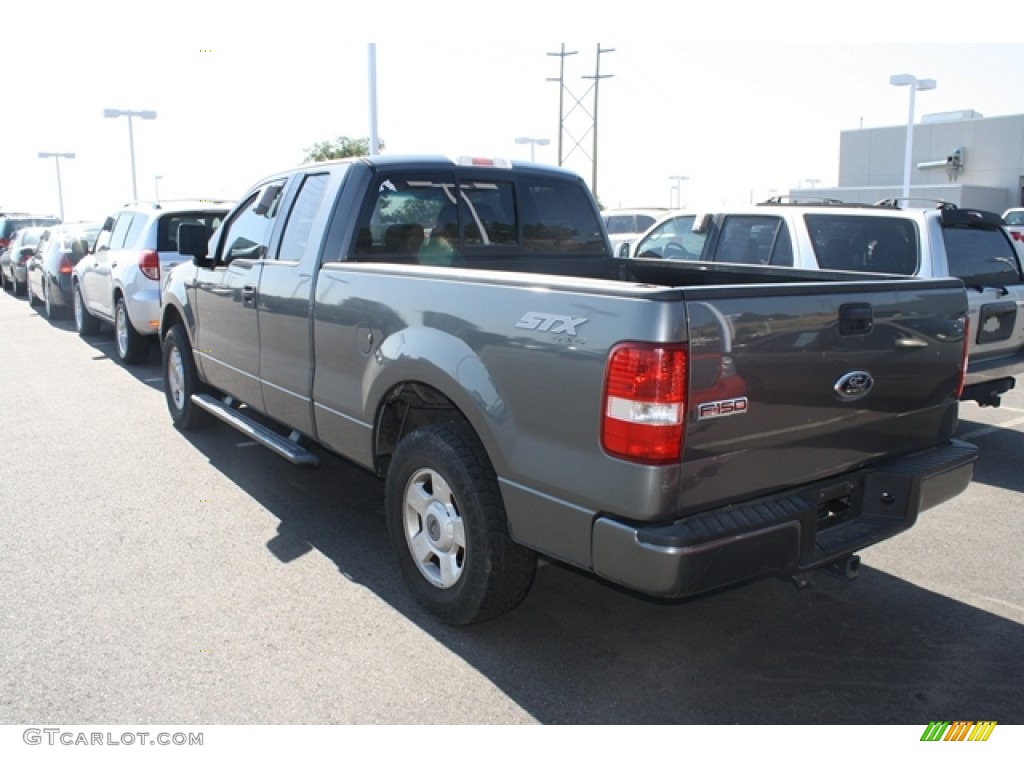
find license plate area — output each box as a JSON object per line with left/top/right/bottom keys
{"left": 977, "top": 301, "right": 1017, "bottom": 344}
{"left": 811, "top": 480, "right": 859, "bottom": 532}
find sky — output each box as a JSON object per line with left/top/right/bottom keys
{"left": 2, "top": 2, "right": 1023, "bottom": 224}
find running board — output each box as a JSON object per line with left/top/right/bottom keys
{"left": 191, "top": 393, "right": 320, "bottom": 467}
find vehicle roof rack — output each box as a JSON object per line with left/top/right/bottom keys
{"left": 759, "top": 195, "right": 848, "bottom": 206}
{"left": 874, "top": 197, "right": 958, "bottom": 210}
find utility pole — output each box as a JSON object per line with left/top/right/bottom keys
{"left": 546, "top": 44, "right": 577, "bottom": 165}
{"left": 547, "top": 44, "right": 614, "bottom": 199}
{"left": 582, "top": 44, "right": 614, "bottom": 199}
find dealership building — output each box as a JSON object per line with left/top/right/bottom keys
{"left": 794, "top": 111, "right": 1024, "bottom": 213}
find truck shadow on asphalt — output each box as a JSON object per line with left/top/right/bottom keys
{"left": 176, "top": 424, "right": 1024, "bottom": 725}
{"left": 956, "top": 416, "right": 1024, "bottom": 493}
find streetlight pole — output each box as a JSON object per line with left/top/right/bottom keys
{"left": 889, "top": 74, "right": 936, "bottom": 202}
{"left": 668, "top": 175, "right": 689, "bottom": 208}
{"left": 154, "top": 175, "right": 163, "bottom": 202}
{"left": 103, "top": 108, "right": 157, "bottom": 201}
{"left": 514, "top": 137, "right": 550, "bottom": 162}
{"left": 368, "top": 43, "right": 380, "bottom": 155}
{"left": 37, "top": 151, "right": 76, "bottom": 220}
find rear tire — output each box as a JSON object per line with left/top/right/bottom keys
{"left": 26, "top": 280, "right": 39, "bottom": 307}
{"left": 74, "top": 284, "right": 101, "bottom": 336}
{"left": 385, "top": 424, "right": 536, "bottom": 625}
{"left": 162, "top": 324, "right": 213, "bottom": 430}
{"left": 43, "top": 279, "right": 63, "bottom": 320}
{"left": 114, "top": 296, "right": 149, "bottom": 364}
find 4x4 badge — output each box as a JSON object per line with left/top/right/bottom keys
{"left": 834, "top": 370, "right": 874, "bottom": 401}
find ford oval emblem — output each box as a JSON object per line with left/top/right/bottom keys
{"left": 834, "top": 371, "right": 874, "bottom": 401}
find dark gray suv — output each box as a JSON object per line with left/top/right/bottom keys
{"left": 0, "top": 213, "right": 62, "bottom": 293}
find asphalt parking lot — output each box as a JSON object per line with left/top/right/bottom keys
{"left": 1, "top": 286, "right": 1022, "bottom": 726}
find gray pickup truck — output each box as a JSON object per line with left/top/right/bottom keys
{"left": 160, "top": 156, "right": 977, "bottom": 624}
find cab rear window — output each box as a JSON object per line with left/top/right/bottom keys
{"left": 351, "top": 173, "right": 606, "bottom": 263}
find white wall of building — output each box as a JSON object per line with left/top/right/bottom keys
{"left": 793, "top": 113, "right": 1024, "bottom": 212}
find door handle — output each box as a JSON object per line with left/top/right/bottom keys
{"left": 242, "top": 285, "right": 256, "bottom": 307}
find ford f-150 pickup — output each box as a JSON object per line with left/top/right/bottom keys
{"left": 160, "top": 155, "right": 977, "bottom": 624}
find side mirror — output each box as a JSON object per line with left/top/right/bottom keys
{"left": 618, "top": 242, "right": 630, "bottom": 259}
{"left": 177, "top": 222, "right": 211, "bottom": 265}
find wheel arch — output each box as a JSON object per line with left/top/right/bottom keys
{"left": 362, "top": 328, "right": 516, "bottom": 480}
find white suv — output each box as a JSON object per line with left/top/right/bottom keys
{"left": 601, "top": 207, "right": 668, "bottom": 255}
{"left": 73, "top": 200, "right": 231, "bottom": 363}
{"left": 625, "top": 198, "right": 1024, "bottom": 407}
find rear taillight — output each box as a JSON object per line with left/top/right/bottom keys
{"left": 0, "top": 238, "right": 9, "bottom": 250}
{"left": 958, "top": 316, "right": 970, "bottom": 400}
{"left": 602, "top": 343, "right": 688, "bottom": 463}
{"left": 59, "top": 254, "right": 73, "bottom": 274}
{"left": 139, "top": 249, "right": 160, "bottom": 280}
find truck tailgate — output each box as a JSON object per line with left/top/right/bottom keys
{"left": 678, "top": 279, "right": 967, "bottom": 514}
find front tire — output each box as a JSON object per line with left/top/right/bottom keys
{"left": 385, "top": 424, "right": 536, "bottom": 625}
{"left": 74, "top": 284, "right": 101, "bottom": 336}
{"left": 162, "top": 325, "right": 212, "bottom": 430}
{"left": 114, "top": 296, "right": 148, "bottom": 364}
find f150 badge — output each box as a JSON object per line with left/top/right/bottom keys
{"left": 516, "top": 312, "right": 588, "bottom": 336}
{"left": 697, "top": 398, "right": 749, "bottom": 420}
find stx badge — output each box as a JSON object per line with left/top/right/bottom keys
{"left": 516, "top": 312, "right": 588, "bottom": 336}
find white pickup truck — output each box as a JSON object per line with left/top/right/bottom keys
{"left": 624, "top": 199, "right": 1024, "bottom": 407}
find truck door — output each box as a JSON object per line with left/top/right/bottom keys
{"left": 256, "top": 172, "right": 332, "bottom": 435}
{"left": 193, "top": 181, "right": 285, "bottom": 411}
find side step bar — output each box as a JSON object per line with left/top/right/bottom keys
{"left": 191, "top": 393, "right": 320, "bottom": 467}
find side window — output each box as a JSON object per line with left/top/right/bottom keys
{"left": 278, "top": 174, "right": 329, "bottom": 262}
{"left": 769, "top": 223, "right": 793, "bottom": 266}
{"left": 108, "top": 213, "right": 139, "bottom": 250}
{"left": 806, "top": 215, "right": 918, "bottom": 275}
{"left": 635, "top": 214, "right": 658, "bottom": 232}
{"left": 218, "top": 182, "right": 283, "bottom": 263}
{"left": 943, "top": 227, "right": 1023, "bottom": 285}
{"left": 157, "top": 212, "right": 227, "bottom": 252}
{"left": 714, "top": 216, "right": 786, "bottom": 266}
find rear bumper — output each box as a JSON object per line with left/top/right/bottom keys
{"left": 591, "top": 439, "right": 977, "bottom": 598}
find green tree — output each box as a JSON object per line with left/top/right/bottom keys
{"left": 302, "top": 136, "right": 384, "bottom": 163}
